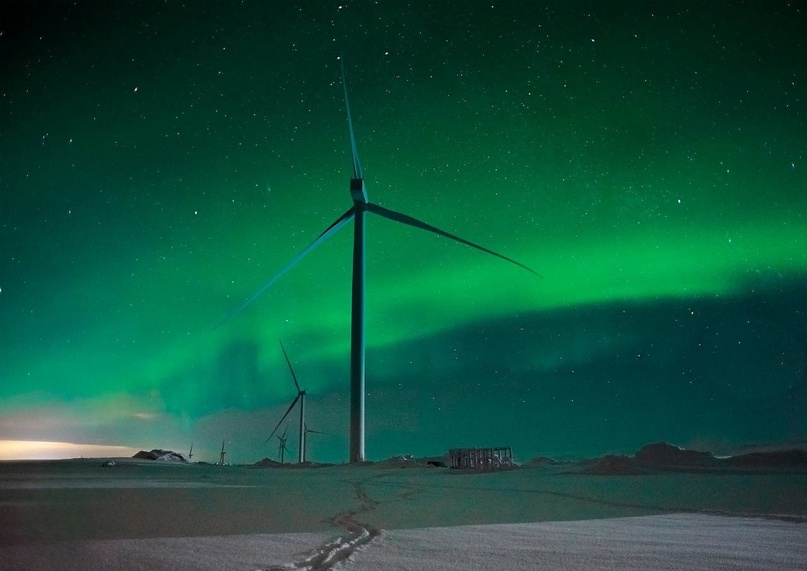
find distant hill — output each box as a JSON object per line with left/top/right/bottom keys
{"left": 581, "top": 442, "right": 807, "bottom": 475}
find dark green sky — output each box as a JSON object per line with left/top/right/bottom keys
{"left": 1, "top": 1, "right": 805, "bottom": 463}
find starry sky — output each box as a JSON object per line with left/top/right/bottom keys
{"left": 1, "top": 1, "right": 806, "bottom": 464}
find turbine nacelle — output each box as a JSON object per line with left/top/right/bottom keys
{"left": 350, "top": 178, "right": 368, "bottom": 204}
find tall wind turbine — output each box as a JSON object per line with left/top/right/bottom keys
{"left": 265, "top": 340, "right": 307, "bottom": 463}
{"left": 225, "top": 57, "right": 539, "bottom": 463}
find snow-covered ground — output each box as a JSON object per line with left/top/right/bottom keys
{"left": 1, "top": 515, "right": 803, "bottom": 570}
{"left": 349, "top": 515, "right": 807, "bottom": 571}
{"left": 0, "top": 531, "right": 331, "bottom": 571}
{"left": 1, "top": 457, "right": 805, "bottom": 570}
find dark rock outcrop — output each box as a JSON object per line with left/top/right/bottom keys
{"left": 132, "top": 449, "right": 187, "bottom": 462}
{"left": 635, "top": 442, "right": 717, "bottom": 467}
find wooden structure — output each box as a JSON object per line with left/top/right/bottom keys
{"left": 449, "top": 447, "right": 514, "bottom": 471}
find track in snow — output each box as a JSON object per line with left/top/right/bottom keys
{"left": 261, "top": 477, "right": 381, "bottom": 571}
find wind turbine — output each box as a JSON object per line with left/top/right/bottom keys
{"left": 276, "top": 425, "right": 290, "bottom": 464}
{"left": 225, "top": 57, "right": 540, "bottom": 463}
{"left": 264, "top": 340, "right": 307, "bottom": 463}
{"left": 218, "top": 439, "right": 227, "bottom": 466}
{"left": 188, "top": 442, "right": 193, "bottom": 460}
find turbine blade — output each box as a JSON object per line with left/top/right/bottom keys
{"left": 366, "top": 203, "right": 542, "bottom": 277}
{"left": 264, "top": 394, "right": 301, "bottom": 445}
{"left": 340, "top": 55, "right": 363, "bottom": 180}
{"left": 279, "top": 339, "right": 302, "bottom": 394}
{"left": 305, "top": 423, "right": 328, "bottom": 435}
{"left": 218, "top": 207, "right": 355, "bottom": 327}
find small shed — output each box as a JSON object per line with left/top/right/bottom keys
{"left": 449, "top": 447, "right": 514, "bottom": 471}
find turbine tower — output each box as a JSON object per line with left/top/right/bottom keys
{"left": 265, "top": 340, "right": 307, "bottom": 463}
{"left": 224, "top": 57, "right": 539, "bottom": 463}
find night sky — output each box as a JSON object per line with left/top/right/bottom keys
{"left": 1, "top": 1, "right": 805, "bottom": 464}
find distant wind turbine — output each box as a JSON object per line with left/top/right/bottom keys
{"left": 276, "top": 425, "right": 289, "bottom": 464}
{"left": 223, "top": 57, "right": 540, "bottom": 463}
{"left": 218, "top": 439, "right": 227, "bottom": 466}
{"left": 188, "top": 442, "right": 193, "bottom": 460}
{"left": 265, "top": 340, "right": 307, "bottom": 463}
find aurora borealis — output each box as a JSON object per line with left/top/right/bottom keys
{"left": 1, "top": 1, "right": 805, "bottom": 464}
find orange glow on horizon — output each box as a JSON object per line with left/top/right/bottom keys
{"left": 0, "top": 440, "right": 141, "bottom": 460}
